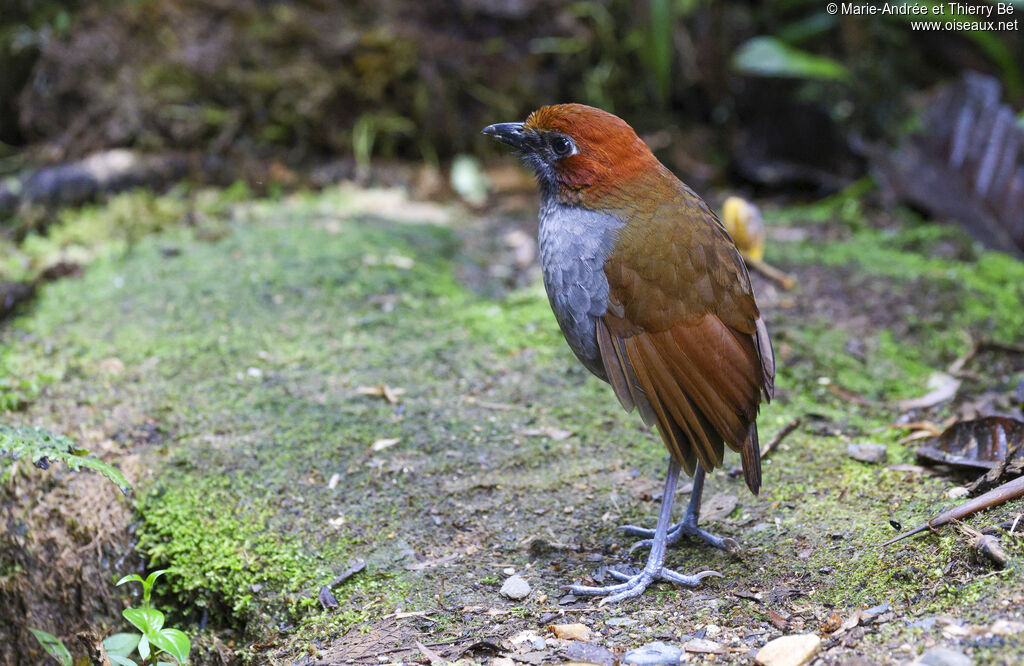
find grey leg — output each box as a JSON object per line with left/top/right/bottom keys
{"left": 620, "top": 464, "right": 738, "bottom": 554}
{"left": 569, "top": 459, "right": 721, "bottom": 604}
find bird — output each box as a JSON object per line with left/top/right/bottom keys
{"left": 482, "top": 104, "right": 775, "bottom": 603}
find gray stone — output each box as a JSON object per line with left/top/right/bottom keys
{"left": 861, "top": 602, "right": 892, "bottom": 622}
{"left": 911, "top": 647, "right": 973, "bottom": 666}
{"left": 606, "top": 616, "right": 638, "bottom": 627}
{"left": 907, "top": 617, "right": 937, "bottom": 630}
{"left": 847, "top": 443, "right": 888, "bottom": 464}
{"left": 499, "top": 574, "right": 531, "bottom": 600}
{"left": 623, "top": 641, "right": 683, "bottom": 665}
{"left": 565, "top": 641, "right": 616, "bottom": 666}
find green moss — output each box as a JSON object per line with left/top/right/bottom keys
{"left": 136, "top": 472, "right": 400, "bottom": 628}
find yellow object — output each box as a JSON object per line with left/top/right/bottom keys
{"left": 721, "top": 196, "right": 765, "bottom": 261}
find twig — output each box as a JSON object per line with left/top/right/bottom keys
{"left": 416, "top": 640, "right": 444, "bottom": 664}
{"left": 747, "top": 258, "right": 796, "bottom": 290}
{"left": 761, "top": 418, "right": 802, "bottom": 460}
{"left": 882, "top": 475, "right": 1024, "bottom": 546}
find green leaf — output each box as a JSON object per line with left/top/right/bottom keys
{"left": 150, "top": 628, "right": 191, "bottom": 664}
{"left": 138, "top": 634, "right": 150, "bottom": 661}
{"left": 103, "top": 633, "right": 142, "bottom": 657}
{"left": 116, "top": 574, "right": 145, "bottom": 587}
{"left": 143, "top": 569, "right": 168, "bottom": 602}
{"left": 28, "top": 628, "right": 72, "bottom": 666}
{"left": 123, "top": 607, "right": 164, "bottom": 635}
{"left": 0, "top": 424, "right": 132, "bottom": 495}
{"left": 108, "top": 655, "right": 139, "bottom": 666}
{"left": 732, "top": 36, "right": 850, "bottom": 81}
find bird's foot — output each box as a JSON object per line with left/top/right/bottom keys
{"left": 569, "top": 565, "right": 721, "bottom": 605}
{"left": 620, "top": 519, "right": 738, "bottom": 555}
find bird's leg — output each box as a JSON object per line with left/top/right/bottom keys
{"left": 570, "top": 459, "right": 721, "bottom": 604}
{"left": 620, "top": 464, "right": 739, "bottom": 554}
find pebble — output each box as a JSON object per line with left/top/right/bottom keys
{"left": 910, "top": 647, "right": 973, "bottom": 666}
{"left": 861, "top": 602, "right": 892, "bottom": 623}
{"left": 908, "top": 617, "right": 937, "bottom": 630}
{"left": 500, "top": 574, "right": 531, "bottom": 600}
{"left": 623, "top": 641, "right": 683, "bottom": 665}
{"left": 684, "top": 638, "right": 724, "bottom": 654}
{"left": 755, "top": 634, "right": 821, "bottom": 666}
{"left": 605, "top": 617, "right": 638, "bottom": 627}
{"left": 565, "top": 641, "right": 616, "bottom": 666}
{"left": 847, "top": 443, "right": 887, "bottom": 464}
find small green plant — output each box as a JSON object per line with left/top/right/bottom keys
{"left": 0, "top": 424, "right": 131, "bottom": 494}
{"left": 29, "top": 570, "right": 191, "bottom": 666}
{"left": 106, "top": 570, "right": 191, "bottom": 666}
{"left": 27, "top": 628, "right": 72, "bottom": 666}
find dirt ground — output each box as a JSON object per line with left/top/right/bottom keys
{"left": 1, "top": 181, "right": 1023, "bottom": 665}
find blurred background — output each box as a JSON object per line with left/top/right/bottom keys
{"left": 1, "top": 0, "right": 1022, "bottom": 222}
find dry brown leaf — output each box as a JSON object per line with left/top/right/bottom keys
{"left": 358, "top": 384, "right": 405, "bottom": 404}
{"left": 703, "top": 493, "right": 739, "bottom": 522}
{"left": 768, "top": 609, "right": 789, "bottom": 630}
{"left": 819, "top": 611, "right": 842, "bottom": 633}
{"left": 548, "top": 623, "right": 592, "bottom": 641}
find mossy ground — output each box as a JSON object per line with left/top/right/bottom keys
{"left": 2, "top": 181, "right": 1023, "bottom": 664}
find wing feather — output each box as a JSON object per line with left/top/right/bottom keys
{"left": 595, "top": 178, "right": 775, "bottom": 494}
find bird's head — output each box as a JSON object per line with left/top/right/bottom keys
{"left": 482, "top": 104, "right": 659, "bottom": 204}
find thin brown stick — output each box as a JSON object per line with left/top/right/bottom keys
{"left": 761, "top": 418, "right": 802, "bottom": 460}
{"left": 747, "top": 258, "right": 796, "bottom": 290}
{"left": 881, "top": 475, "right": 1024, "bottom": 546}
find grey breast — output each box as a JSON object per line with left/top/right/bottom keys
{"left": 537, "top": 198, "right": 625, "bottom": 380}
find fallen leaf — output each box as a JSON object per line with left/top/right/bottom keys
{"left": 768, "top": 609, "right": 789, "bottom": 630}
{"left": 897, "top": 372, "right": 961, "bottom": 411}
{"left": 358, "top": 384, "right": 405, "bottom": 404}
{"left": 703, "top": 493, "right": 739, "bottom": 522}
{"left": 521, "top": 426, "right": 574, "bottom": 440}
{"left": 548, "top": 623, "right": 592, "bottom": 641}
{"left": 371, "top": 437, "right": 401, "bottom": 452}
{"left": 628, "top": 476, "right": 663, "bottom": 501}
{"left": 820, "top": 611, "right": 842, "bottom": 633}
{"left": 916, "top": 416, "right": 1024, "bottom": 471}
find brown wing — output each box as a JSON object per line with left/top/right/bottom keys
{"left": 598, "top": 178, "right": 774, "bottom": 494}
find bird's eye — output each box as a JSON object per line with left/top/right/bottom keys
{"left": 550, "top": 135, "right": 574, "bottom": 158}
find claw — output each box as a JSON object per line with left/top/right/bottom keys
{"left": 571, "top": 459, "right": 725, "bottom": 604}
{"left": 572, "top": 566, "right": 719, "bottom": 605}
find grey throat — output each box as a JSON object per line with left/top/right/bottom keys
{"left": 537, "top": 196, "right": 625, "bottom": 380}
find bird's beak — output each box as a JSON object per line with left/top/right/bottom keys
{"left": 481, "top": 122, "right": 532, "bottom": 150}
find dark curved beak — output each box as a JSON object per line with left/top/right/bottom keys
{"left": 481, "top": 122, "right": 531, "bottom": 150}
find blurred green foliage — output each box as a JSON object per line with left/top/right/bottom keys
{"left": 0, "top": 0, "right": 1020, "bottom": 173}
